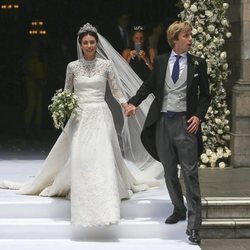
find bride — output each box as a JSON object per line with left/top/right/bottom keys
{"left": 0, "top": 23, "right": 163, "bottom": 227}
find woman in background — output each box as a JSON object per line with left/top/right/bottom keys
{"left": 122, "top": 26, "right": 155, "bottom": 81}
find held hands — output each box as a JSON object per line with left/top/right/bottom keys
{"left": 121, "top": 103, "right": 137, "bottom": 117}
{"left": 122, "top": 105, "right": 200, "bottom": 127}
{"left": 187, "top": 116, "right": 200, "bottom": 134}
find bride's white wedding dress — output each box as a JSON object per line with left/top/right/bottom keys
{"left": 0, "top": 57, "right": 158, "bottom": 227}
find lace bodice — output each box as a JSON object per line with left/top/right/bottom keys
{"left": 64, "top": 57, "right": 126, "bottom": 104}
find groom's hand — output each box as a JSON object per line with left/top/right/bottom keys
{"left": 187, "top": 116, "right": 200, "bottom": 134}
{"left": 125, "top": 104, "right": 137, "bottom": 117}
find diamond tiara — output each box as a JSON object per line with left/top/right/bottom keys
{"left": 133, "top": 26, "right": 144, "bottom": 31}
{"left": 78, "top": 23, "right": 97, "bottom": 35}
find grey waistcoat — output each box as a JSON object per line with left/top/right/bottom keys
{"left": 161, "top": 63, "right": 187, "bottom": 112}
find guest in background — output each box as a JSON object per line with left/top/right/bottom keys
{"left": 23, "top": 40, "right": 47, "bottom": 139}
{"left": 122, "top": 26, "right": 155, "bottom": 81}
{"left": 157, "top": 18, "right": 175, "bottom": 55}
{"left": 100, "top": 12, "right": 130, "bottom": 54}
{"left": 148, "top": 21, "right": 164, "bottom": 55}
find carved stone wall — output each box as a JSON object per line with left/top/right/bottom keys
{"left": 229, "top": 0, "right": 250, "bottom": 167}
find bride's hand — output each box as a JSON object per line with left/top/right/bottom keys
{"left": 121, "top": 102, "right": 129, "bottom": 114}
{"left": 125, "top": 104, "right": 137, "bottom": 117}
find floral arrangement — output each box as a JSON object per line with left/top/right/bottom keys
{"left": 48, "top": 89, "right": 78, "bottom": 130}
{"left": 179, "top": 0, "right": 231, "bottom": 168}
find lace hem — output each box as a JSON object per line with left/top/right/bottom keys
{"left": 71, "top": 219, "right": 119, "bottom": 227}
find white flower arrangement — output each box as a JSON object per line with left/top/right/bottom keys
{"left": 48, "top": 89, "right": 78, "bottom": 130}
{"left": 179, "top": 0, "right": 231, "bottom": 168}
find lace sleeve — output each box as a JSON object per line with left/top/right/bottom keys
{"left": 107, "top": 61, "right": 127, "bottom": 104}
{"left": 64, "top": 63, "right": 74, "bottom": 91}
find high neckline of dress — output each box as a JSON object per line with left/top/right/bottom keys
{"left": 80, "top": 57, "right": 97, "bottom": 65}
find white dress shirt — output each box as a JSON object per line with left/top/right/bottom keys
{"left": 168, "top": 51, "right": 188, "bottom": 79}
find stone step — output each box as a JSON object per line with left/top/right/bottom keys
{"left": 0, "top": 189, "right": 172, "bottom": 219}
{"left": 202, "top": 197, "right": 250, "bottom": 219}
{"left": 201, "top": 218, "right": 250, "bottom": 239}
{"left": 4, "top": 195, "right": 250, "bottom": 221}
{"left": 0, "top": 239, "right": 201, "bottom": 250}
{"left": 0, "top": 217, "right": 188, "bottom": 240}
{"left": 0, "top": 198, "right": 171, "bottom": 219}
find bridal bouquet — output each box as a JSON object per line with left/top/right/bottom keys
{"left": 48, "top": 89, "right": 78, "bottom": 130}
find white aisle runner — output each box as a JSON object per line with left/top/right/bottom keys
{"left": 0, "top": 160, "right": 200, "bottom": 250}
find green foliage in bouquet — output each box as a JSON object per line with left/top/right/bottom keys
{"left": 48, "top": 89, "right": 78, "bottom": 130}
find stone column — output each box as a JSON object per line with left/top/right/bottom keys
{"left": 231, "top": 0, "right": 250, "bottom": 167}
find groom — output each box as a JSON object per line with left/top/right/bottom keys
{"left": 126, "top": 21, "right": 210, "bottom": 245}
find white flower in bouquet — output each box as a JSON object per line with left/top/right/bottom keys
{"left": 201, "top": 153, "right": 209, "bottom": 163}
{"left": 68, "top": 103, "right": 74, "bottom": 110}
{"left": 217, "top": 129, "right": 223, "bottom": 135}
{"left": 221, "top": 19, "right": 229, "bottom": 27}
{"left": 226, "top": 32, "right": 232, "bottom": 38}
{"left": 190, "top": 4, "right": 198, "bottom": 12}
{"left": 199, "top": 164, "right": 206, "bottom": 169}
{"left": 210, "top": 153, "right": 218, "bottom": 163}
{"left": 206, "top": 34, "right": 211, "bottom": 41}
{"left": 215, "top": 118, "right": 222, "bottom": 125}
{"left": 192, "top": 28, "right": 198, "bottom": 35}
{"left": 48, "top": 89, "right": 79, "bottom": 130}
{"left": 223, "top": 63, "right": 228, "bottom": 70}
{"left": 197, "top": 43, "right": 204, "bottom": 50}
{"left": 222, "top": 134, "right": 230, "bottom": 141}
{"left": 225, "top": 147, "right": 231, "bottom": 154}
{"left": 213, "top": 37, "right": 219, "bottom": 44}
{"left": 219, "top": 162, "right": 226, "bottom": 168}
{"left": 210, "top": 15, "right": 218, "bottom": 24}
{"left": 210, "top": 162, "right": 216, "bottom": 168}
{"left": 202, "top": 135, "right": 207, "bottom": 142}
{"left": 217, "top": 151, "right": 224, "bottom": 159}
{"left": 216, "top": 147, "right": 224, "bottom": 153}
{"left": 206, "top": 149, "right": 213, "bottom": 156}
{"left": 223, "top": 3, "right": 229, "bottom": 10}
{"left": 220, "top": 51, "right": 227, "bottom": 60}
{"left": 220, "top": 38, "right": 225, "bottom": 45}
{"left": 197, "top": 26, "right": 203, "bottom": 33}
{"left": 184, "top": 2, "right": 190, "bottom": 9}
{"left": 208, "top": 25, "right": 215, "bottom": 33}
{"left": 205, "top": 10, "right": 213, "bottom": 17}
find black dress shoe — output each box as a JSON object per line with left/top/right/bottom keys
{"left": 165, "top": 212, "right": 186, "bottom": 224}
{"left": 187, "top": 230, "right": 200, "bottom": 245}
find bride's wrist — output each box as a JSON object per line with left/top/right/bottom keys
{"left": 121, "top": 102, "right": 129, "bottom": 109}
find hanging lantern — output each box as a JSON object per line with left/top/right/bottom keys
{"left": 0, "top": 0, "right": 20, "bottom": 10}
{"left": 28, "top": 20, "right": 47, "bottom": 36}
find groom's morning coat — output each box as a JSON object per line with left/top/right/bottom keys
{"left": 129, "top": 53, "right": 211, "bottom": 161}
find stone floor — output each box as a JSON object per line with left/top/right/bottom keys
{"left": 1, "top": 135, "right": 250, "bottom": 250}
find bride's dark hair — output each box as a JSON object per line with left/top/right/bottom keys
{"left": 78, "top": 31, "right": 99, "bottom": 44}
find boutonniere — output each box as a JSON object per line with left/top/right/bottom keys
{"left": 192, "top": 58, "right": 199, "bottom": 66}
{"left": 194, "top": 60, "right": 199, "bottom": 66}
